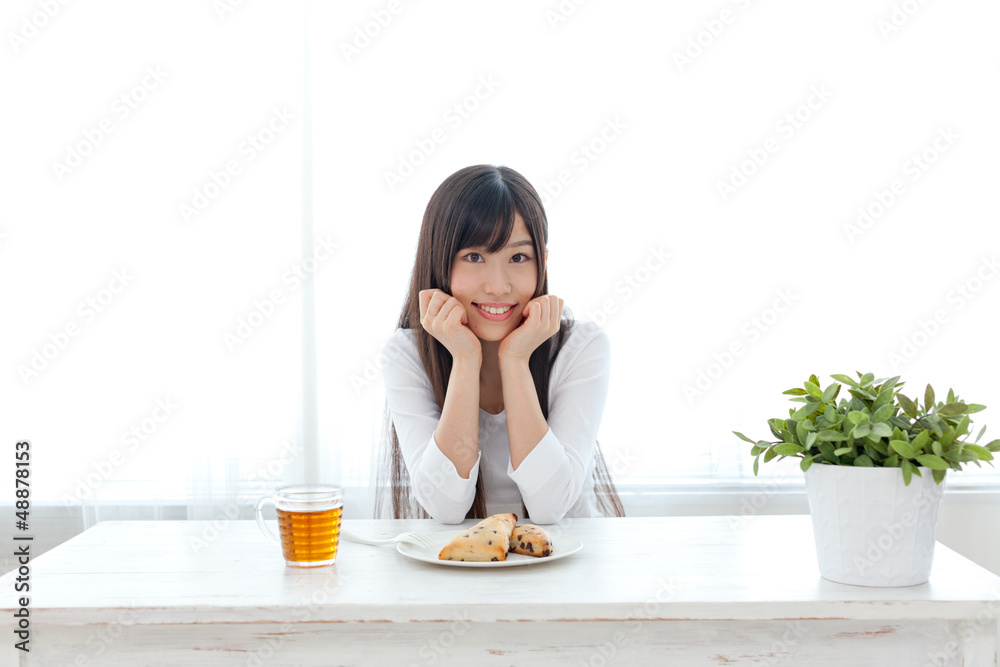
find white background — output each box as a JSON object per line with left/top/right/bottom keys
{"left": 2, "top": 0, "right": 999, "bottom": 524}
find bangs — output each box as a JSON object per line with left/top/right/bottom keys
{"left": 454, "top": 181, "right": 517, "bottom": 254}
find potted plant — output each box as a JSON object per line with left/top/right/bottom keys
{"left": 735, "top": 372, "right": 997, "bottom": 587}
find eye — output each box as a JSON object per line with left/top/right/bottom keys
{"left": 511, "top": 253, "right": 531, "bottom": 263}
{"left": 464, "top": 252, "right": 483, "bottom": 263}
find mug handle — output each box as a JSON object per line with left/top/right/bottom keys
{"left": 254, "top": 496, "right": 281, "bottom": 547}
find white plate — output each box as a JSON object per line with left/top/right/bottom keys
{"left": 397, "top": 529, "right": 582, "bottom": 568}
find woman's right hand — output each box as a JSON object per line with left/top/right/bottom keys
{"left": 418, "top": 289, "right": 482, "bottom": 362}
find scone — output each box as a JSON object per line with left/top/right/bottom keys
{"left": 438, "top": 513, "right": 518, "bottom": 562}
{"left": 509, "top": 524, "right": 553, "bottom": 557}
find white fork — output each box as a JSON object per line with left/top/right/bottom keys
{"left": 340, "top": 529, "right": 435, "bottom": 549}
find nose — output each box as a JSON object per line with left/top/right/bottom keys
{"left": 483, "top": 262, "right": 511, "bottom": 297}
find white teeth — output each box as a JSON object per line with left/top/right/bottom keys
{"left": 479, "top": 304, "right": 510, "bottom": 315}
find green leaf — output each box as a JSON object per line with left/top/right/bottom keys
{"left": 821, "top": 382, "right": 839, "bottom": 403}
{"left": 804, "top": 381, "right": 823, "bottom": 400}
{"left": 872, "top": 404, "right": 895, "bottom": 423}
{"left": 833, "top": 447, "right": 852, "bottom": 456}
{"left": 800, "top": 457, "right": 814, "bottom": 472}
{"left": 932, "top": 468, "right": 947, "bottom": 484}
{"left": 964, "top": 444, "right": 994, "bottom": 461}
{"left": 869, "top": 440, "right": 889, "bottom": 456}
{"left": 902, "top": 459, "right": 913, "bottom": 486}
{"left": 782, "top": 387, "right": 808, "bottom": 396}
{"left": 773, "top": 444, "right": 804, "bottom": 456}
{"left": 911, "top": 430, "right": 931, "bottom": 450}
{"left": 938, "top": 402, "right": 968, "bottom": 417}
{"left": 805, "top": 431, "right": 818, "bottom": 448}
{"left": 854, "top": 454, "right": 874, "bottom": 467}
{"left": 818, "top": 443, "right": 838, "bottom": 463}
{"left": 791, "top": 403, "right": 821, "bottom": 420}
{"left": 924, "top": 384, "right": 935, "bottom": 411}
{"left": 986, "top": 439, "right": 1000, "bottom": 452}
{"left": 849, "top": 388, "right": 877, "bottom": 401}
{"left": 734, "top": 431, "right": 756, "bottom": 444}
{"left": 956, "top": 414, "right": 971, "bottom": 436}
{"left": 966, "top": 403, "right": 987, "bottom": 414}
{"left": 763, "top": 448, "right": 779, "bottom": 463}
{"left": 847, "top": 411, "right": 868, "bottom": 425}
{"left": 897, "top": 393, "right": 918, "bottom": 419}
{"left": 890, "top": 439, "right": 916, "bottom": 459}
{"left": 831, "top": 373, "right": 858, "bottom": 386}
{"left": 753, "top": 456, "right": 759, "bottom": 476}
{"left": 975, "top": 425, "right": 987, "bottom": 444}
{"left": 815, "top": 430, "right": 848, "bottom": 442}
{"left": 860, "top": 372, "right": 875, "bottom": 386}
{"left": 870, "top": 423, "right": 893, "bottom": 439}
{"left": 809, "top": 374, "right": 821, "bottom": 388}
{"left": 931, "top": 441, "right": 943, "bottom": 457}
{"left": 916, "top": 454, "right": 949, "bottom": 470}
{"left": 919, "top": 415, "right": 944, "bottom": 439}
{"left": 852, "top": 423, "right": 871, "bottom": 439}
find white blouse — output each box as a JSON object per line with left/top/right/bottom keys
{"left": 381, "top": 320, "right": 611, "bottom": 524}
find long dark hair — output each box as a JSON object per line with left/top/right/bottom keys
{"left": 375, "top": 165, "right": 624, "bottom": 520}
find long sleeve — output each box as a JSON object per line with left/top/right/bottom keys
{"left": 381, "top": 330, "right": 479, "bottom": 524}
{"left": 506, "top": 323, "right": 610, "bottom": 524}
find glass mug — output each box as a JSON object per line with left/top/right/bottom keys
{"left": 254, "top": 484, "right": 343, "bottom": 568}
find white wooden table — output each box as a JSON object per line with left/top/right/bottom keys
{"left": 2, "top": 516, "right": 999, "bottom": 666}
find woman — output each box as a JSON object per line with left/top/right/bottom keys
{"left": 376, "top": 164, "right": 623, "bottom": 523}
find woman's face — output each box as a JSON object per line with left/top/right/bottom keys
{"left": 449, "top": 213, "right": 544, "bottom": 343}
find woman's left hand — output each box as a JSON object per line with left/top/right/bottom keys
{"left": 498, "top": 294, "right": 564, "bottom": 363}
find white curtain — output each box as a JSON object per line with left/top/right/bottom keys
{"left": 2, "top": 1, "right": 999, "bottom": 571}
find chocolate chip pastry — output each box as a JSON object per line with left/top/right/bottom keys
{"left": 509, "top": 523, "right": 553, "bottom": 557}
{"left": 438, "top": 513, "right": 518, "bottom": 562}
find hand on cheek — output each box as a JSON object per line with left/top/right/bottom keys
{"left": 498, "top": 295, "right": 564, "bottom": 362}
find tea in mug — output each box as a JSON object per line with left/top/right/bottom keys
{"left": 276, "top": 506, "right": 343, "bottom": 565}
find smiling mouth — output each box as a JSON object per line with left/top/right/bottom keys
{"left": 474, "top": 303, "right": 513, "bottom": 315}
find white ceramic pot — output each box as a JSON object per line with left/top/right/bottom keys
{"left": 803, "top": 464, "right": 945, "bottom": 587}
